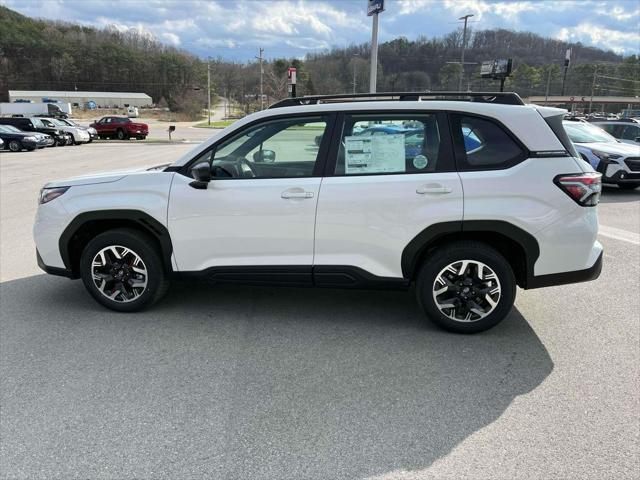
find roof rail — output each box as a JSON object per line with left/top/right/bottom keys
{"left": 268, "top": 91, "right": 525, "bottom": 109}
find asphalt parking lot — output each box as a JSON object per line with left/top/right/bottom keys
{"left": 1, "top": 142, "right": 638, "bottom": 479}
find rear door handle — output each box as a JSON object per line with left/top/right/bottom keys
{"left": 281, "top": 191, "right": 314, "bottom": 199}
{"left": 416, "top": 185, "right": 452, "bottom": 194}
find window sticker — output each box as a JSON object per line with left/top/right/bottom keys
{"left": 413, "top": 155, "right": 428, "bottom": 169}
{"left": 344, "top": 134, "right": 405, "bottom": 174}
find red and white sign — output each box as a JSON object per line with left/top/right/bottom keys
{"left": 287, "top": 67, "right": 297, "bottom": 85}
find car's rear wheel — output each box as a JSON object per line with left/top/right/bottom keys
{"left": 80, "top": 229, "right": 169, "bottom": 312}
{"left": 416, "top": 241, "right": 516, "bottom": 333}
{"left": 8, "top": 140, "right": 22, "bottom": 152}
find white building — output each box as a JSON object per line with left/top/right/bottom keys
{"left": 8, "top": 90, "right": 153, "bottom": 108}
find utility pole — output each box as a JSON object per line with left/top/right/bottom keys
{"left": 352, "top": 53, "right": 359, "bottom": 95}
{"left": 561, "top": 48, "right": 571, "bottom": 96}
{"left": 544, "top": 66, "right": 553, "bottom": 104}
{"left": 589, "top": 65, "right": 598, "bottom": 114}
{"left": 207, "top": 61, "right": 211, "bottom": 125}
{"left": 369, "top": 12, "right": 379, "bottom": 93}
{"left": 255, "top": 47, "right": 264, "bottom": 109}
{"left": 458, "top": 14, "right": 474, "bottom": 91}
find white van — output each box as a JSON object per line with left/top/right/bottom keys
{"left": 126, "top": 106, "right": 139, "bottom": 118}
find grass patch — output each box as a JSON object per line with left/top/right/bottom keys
{"left": 194, "top": 120, "right": 237, "bottom": 128}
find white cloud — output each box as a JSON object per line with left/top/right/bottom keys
{"left": 555, "top": 22, "right": 640, "bottom": 54}
{"left": 160, "top": 32, "right": 181, "bottom": 45}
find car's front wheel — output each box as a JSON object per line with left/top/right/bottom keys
{"left": 416, "top": 241, "right": 516, "bottom": 333}
{"left": 80, "top": 229, "right": 169, "bottom": 312}
{"left": 8, "top": 140, "right": 22, "bottom": 152}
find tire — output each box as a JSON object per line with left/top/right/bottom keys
{"left": 618, "top": 184, "right": 639, "bottom": 190}
{"left": 69, "top": 134, "right": 77, "bottom": 145}
{"left": 79, "top": 228, "right": 169, "bottom": 312}
{"left": 116, "top": 128, "right": 127, "bottom": 140}
{"left": 415, "top": 241, "right": 516, "bottom": 333}
{"left": 56, "top": 138, "right": 66, "bottom": 146}
{"left": 8, "top": 140, "right": 22, "bottom": 152}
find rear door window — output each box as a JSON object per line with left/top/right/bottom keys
{"left": 451, "top": 114, "right": 527, "bottom": 170}
{"left": 333, "top": 113, "right": 453, "bottom": 175}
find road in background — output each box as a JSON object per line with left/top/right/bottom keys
{"left": 1, "top": 143, "right": 638, "bottom": 479}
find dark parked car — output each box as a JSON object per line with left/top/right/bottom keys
{"left": 0, "top": 124, "right": 52, "bottom": 151}
{"left": 0, "top": 117, "right": 70, "bottom": 146}
{"left": 90, "top": 116, "right": 149, "bottom": 140}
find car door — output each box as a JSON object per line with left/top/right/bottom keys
{"left": 314, "top": 111, "right": 463, "bottom": 280}
{"left": 168, "top": 113, "right": 335, "bottom": 281}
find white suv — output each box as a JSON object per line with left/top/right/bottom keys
{"left": 34, "top": 92, "right": 603, "bottom": 333}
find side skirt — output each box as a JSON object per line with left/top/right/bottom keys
{"left": 175, "top": 265, "right": 410, "bottom": 290}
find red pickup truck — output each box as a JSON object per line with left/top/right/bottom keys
{"left": 90, "top": 116, "right": 149, "bottom": 140}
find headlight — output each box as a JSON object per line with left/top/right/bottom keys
{"left": 592, "top": 150, "right": 622, "bottom": 162}
{"left": 39, "top": 186, "right": 70, "bottom": 204}
{"left": 24, "top": 136, "right": 37, "bottom": 141}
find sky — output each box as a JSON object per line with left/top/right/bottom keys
{"left": 2, "top": 0, "right": 639, "bottom": 60}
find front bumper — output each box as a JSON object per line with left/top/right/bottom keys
{"left": 36, "top": 249, "right": 74, "bottom": 278}
{"left": 37, "top": 137, "right": 55, "bottom": 148}
{"left": 605, "top": 169, "right": 640, "bottom": 184}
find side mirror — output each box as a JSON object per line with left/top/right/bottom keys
{"left": 190, "top": 162, "right": 211, "bottom": 189}
{"left": 253, "top": 149, "right": 276, "bottom": 163}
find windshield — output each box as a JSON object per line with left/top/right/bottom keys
{"left": 30, "top": 118, "right": 44, "bottom": 128}
{"left": 58, "top": 119, "right": 75, "bottom": 126}
{"left": 563, "top": 122, "right": 617, "bottom": 144}
{"left": 47, "top": 118, "right": 66, "bottom": 126}
{"left": 0, "top": 125, "right": 23, "bottom": 133}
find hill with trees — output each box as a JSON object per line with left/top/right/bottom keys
{"left": 1, "top": 5, "right": 638, "bottom": 117}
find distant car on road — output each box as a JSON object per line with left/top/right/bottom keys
{"left": 589, "top": 119, "right": 640, "bottom": 146}
{"left": 563, "top": 120, "right": 640, "bottom": 190}
{"left": 0, "top": 117, "right": 70, "bottom": 146}
{"left": 126, "top": 106, "right": 139, "bottom": 118}
{"left": 90, "top": 116, "right": 148, "bottom": 140}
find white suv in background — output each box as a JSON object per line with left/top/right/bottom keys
{"left": 34, "top": 92, "right": 603, "bottom": 333}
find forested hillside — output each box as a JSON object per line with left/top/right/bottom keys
{"left": 0, "top": 6, "right": 205, "bottom": 110}
{"left": 1, "top": 5, "right": 638, "bottom": 114}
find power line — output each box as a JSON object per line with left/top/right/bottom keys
{"left": 596, "top": 74, "right": 640, "bottom": 84}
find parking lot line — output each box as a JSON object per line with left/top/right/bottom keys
{"left": 598, "top": 224, "right": 640, "bottom": 245}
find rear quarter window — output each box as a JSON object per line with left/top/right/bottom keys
{"left": 451, "top": 114, "right": 527, "bottom": 171}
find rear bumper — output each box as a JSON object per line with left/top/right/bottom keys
{"left": 526, "top": 250, "right": 602, "bottom": 289}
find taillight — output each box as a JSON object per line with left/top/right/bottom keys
{"left": 554, "top": 172, "right": 602, "bottom": 206}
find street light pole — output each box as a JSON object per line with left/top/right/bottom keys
{"left": 369, "top": 12, "right": 379, "bottom": 93}
{"left": 207, "top": 61, "right": 211, "bottom": 125}
{"left": 589, "top": 65, "right": 598, "bottom": 114}
{"left": 458, "top": 14, "right": 474, "bottom": 91}
{"left": 352, "top": 53, "right": 359, "bottom": 95}
{"left": 256, "top": 47, "right": 264, "bottom": 109}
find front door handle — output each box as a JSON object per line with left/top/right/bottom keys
{"left": 416, "top": 185, "right": 452, "bottom": 195}
{"left": 281, "top": 191, "right": 314, "bottom": 199}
